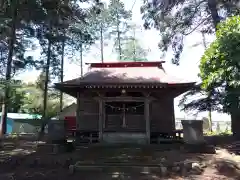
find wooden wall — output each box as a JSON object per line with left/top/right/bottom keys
{"left": 77, "top": 98, "right": 99, "bottom": 131}
{"left": 150, "top": 97, "right": 175, "bottom": 133}
{"left": 104, "top": 114, "right": 145, "bottom": 131}
{"left": 76, "top": 95, "right": 175, "bottom": 133}
{"left": 125, "top": 115, "right": 145, "bottom": 130}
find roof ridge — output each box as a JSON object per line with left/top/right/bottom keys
{"left": 87, "top": 61, "right": 165, "bottom": 68}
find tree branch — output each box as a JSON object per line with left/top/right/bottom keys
{"left": 183, "top": 16, "right": 210, "bottom": 36}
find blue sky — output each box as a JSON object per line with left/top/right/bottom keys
{"left": 17, "top": 0, "right": 230, "bottom": 121}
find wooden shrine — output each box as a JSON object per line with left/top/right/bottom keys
{"left": 55, "top": 61, "right": 195, "bottom": 144}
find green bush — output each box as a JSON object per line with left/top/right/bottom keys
{"left": 204, "top": 130, "right": 232, "bottom": 136}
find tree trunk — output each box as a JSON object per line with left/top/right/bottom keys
{"left": 39, "top": 39, "right": 51, "bottom": 136}
{"left": 207, "top": 0, "right": 221, "bottom": 30}
{"left": 80, "top": 33, "right": 83, "bottom": 77}
{"left": 228, "top": 87, "right": 240, "bottom": 139}
{"left": 202, "top": 32, "right": 213, "bottom": 132}
{"left": 231, "top": 113, "right": 240, "bottom": 139}
{"left": 100, "top": 24, "right": 104, "bottom": 63}
{"left": 208, "top": 110, "right": 213, "bottom": 132}
{"left": 60, "top": 36, "right": 65, "bottom": 112}
{"left": 0, "top": 0, "right": 18, "bottom": 137}
{"left": 116, "top": 13, "right": 122, "bottom": 60}
{"left": 133, "top": 27, "right": 136, "bottom": 62}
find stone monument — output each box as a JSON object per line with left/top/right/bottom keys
{"left": 181, "top": 120, "right": 215, "bottom": 154}
{"left": 181, "top": 120, "right": 205, "bottom": 144}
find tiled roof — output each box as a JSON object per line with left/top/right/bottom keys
{"left": 60, "top": 62, "right": 193, "bottom": 85}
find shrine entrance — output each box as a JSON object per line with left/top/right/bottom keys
{"left": 104, "top": 101, "right": 145, "bottom": 132}
{"left": 103, "top": 101, "right": 147, "bottom": 143}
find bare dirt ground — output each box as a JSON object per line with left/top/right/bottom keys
{"left": 0, "top": 135, "right": 240, "bottom": 180}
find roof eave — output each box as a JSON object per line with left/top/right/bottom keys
{"left": 169, "top": 82, "right": 196, "bottom": 98}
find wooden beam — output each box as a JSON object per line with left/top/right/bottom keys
{"left": 76, "top": 92, "right": 81, "bottom": 130}
{"left": 94, "top": 96, "right": 156, "bottom": 102}
{"left": 103, "top": 100, "right": 106, "bottom": 129}
{"left": 98, "top": 98, "right": 103, "bottom": 142}
{"left": 145, "top": 98, "right": 150, "bottom": 144}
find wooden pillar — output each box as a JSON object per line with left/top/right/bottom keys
{"left": 145, "top": 98, "right": 150, "bottom": 144}
{"left": 103, "top": 101, "right": 106, "bottom": 129}
{"left": 76, "top": 92, "right": 81, "bottom": 130}
{"left": 98, "top": 98, "right": 103, "bottom": 142}
{"left": 122, "top": 103, "right": 126, "bottom": 127}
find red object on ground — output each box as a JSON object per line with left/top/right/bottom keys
{"left": 64, "top": 116, "right": 76, "bottom": 132}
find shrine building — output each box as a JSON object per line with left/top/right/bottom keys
{"left": 54, "top": 61, "right": 195, "bottom": 144}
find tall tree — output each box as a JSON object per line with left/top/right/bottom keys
{"left": 107, "top": 0, "right": 132, "bottom": 61}
{"left": 0, "top": 41, "right": 8, "bottom": 77}
{"left": 69, "top": 20, "right": 97, "bottom": 76}
{"left": 199, "top": 16, "right": 240, "bottom": 138}
{"left": 0, "top": 0, "right": 45, "bottom": 136}
{"left": 35, "top": 0, "right": 75, "bottom": 135}
{"left": 0, "top": 0, "right": 101, "bottom": 136}
{"left": 59, "top": 32, "right": 66, "bottom": 112}
{"left": 121, "top": 39, "right": 148, "bottom": 62}
{"left": 141, "top": 0, "right": 240, "bottom": 64}
{"left": 36, "top": 0, "right": 101, "bottom": 136}
{"left": 89, "top": 2, "right": 111, "bottom": 62}
{"left": 179, "top": 32, "right": 213, "bottom": 132}
{"left": 0, "top": 0, "right": 18, "bottom": 136}
{"left": 20, "top": 72, "right": 63, "bottom": 118}
{"left": 121, "top": 24, "right": 148, "bottom": 61}
{"left": 0, "top": 79, "right": 25, "bottom": 113}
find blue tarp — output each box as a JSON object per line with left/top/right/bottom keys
{"left": 0, "top": 113, "right": 42, "bottom": 120}
{"left": 0, "top": 113, "right": 42, "bottom": 133}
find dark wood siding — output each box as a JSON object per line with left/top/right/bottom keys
{"left": 105, "top": 115, "right": 122, "bottom": 129}
{"left": 104, "top": 115, "right": 145, "bottom": 132}
{"left": 125, "top": 115, "right": 145, "bottom": 130}
{"left": 77, "top": 98, "right": 99, "bottom": 131}
{"left": 150, "top": 98, "right": 175, "bottom": 133}
{"left": 76, "top": 95, "right": 175, "bottom": 133}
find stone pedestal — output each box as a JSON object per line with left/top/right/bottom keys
{"left": 47, "top": 120, "right": 66, "bottom": 143}
{"left": 181, "top": 120, "right": 204, "bottom": 144}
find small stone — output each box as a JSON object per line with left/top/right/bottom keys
{"left": 200, "top": 162, "right": 207, "bottom": 168}
{"left": 183, "top": 161, "right": 192, "bottom": 170}
{"left": 69, "top": 165, "right": 75, "bottom": 174}
{"left": 142, "top": 167, "right": 150, "bottom": 174}
{"left": 180, "top": 146, "right": 185, "bottom": 151}
{"left": 160, "top": 158, "right": 166, "bottom": 163}
{"left": 53, "top": 144, "right": 59, "bottom": 154}
{"left": 181, "top": 166, "right": 187, "bottom": 176}
{"left": 191, "top": 162, "right": 203, "bottom": 175}
{"left": 160, "top": 166, "right": 167, "bottom": 176}
{"left": 64, "top": 158, "right": 72, "bottom": 168}
{"left": 54, "top": 159, "right": 61, "bottom": 166}
{"left": 33, "top": 158, "right": 40, "bottom": 166}
{"left": 192, "top": 162, "right": 200, "bottom": 169}
{"left": 172, "top": 166, "right": 181, "bottom": 172}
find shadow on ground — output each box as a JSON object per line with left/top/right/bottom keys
{"left": 0, "top": 135, "right": 239, "bottom": 179}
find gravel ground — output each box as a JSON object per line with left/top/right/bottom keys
{"left": 0, "top": 137, "right": 239, "bottom": 180}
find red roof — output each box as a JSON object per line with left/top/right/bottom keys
{"left": 88, "top": 61, "right": 165, "bottom": 68}
{"left": 60, "top": 61, "right": 194, "bottom": 85}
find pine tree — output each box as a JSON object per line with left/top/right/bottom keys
{"left": 141, "top": 0, "right": 240, "bottom": 64}
{"left": 107, "top": 0, "right": 132, "bottom": 61}
{"left": 121, "top": 24, "right": 148, "bottom": 62}
{"left": 36, "top": 0, "right": 101, "bottom": 136}
{"left": 89, "top": 2, "right": 111, "bottom": 62}
{"left": 0, "top": 0, "right": 48, "bottom": 136}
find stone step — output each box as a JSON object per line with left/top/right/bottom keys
{"left": 73, "top": 162, "right": 162, "bottom": 167}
